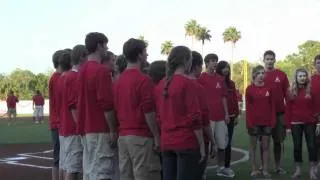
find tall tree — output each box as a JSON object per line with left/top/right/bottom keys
{"left": 184, "top": 19, "right": 198, "bottom": 48}
{"left": 196, "top": 26, "right": 212, "bottom": 55}
{"left": 161, "top": 41, "right": 173, "bottom": 56}
{"left": 222, "top": 26, "right": 241, "bottom": 79}
{"left": 137, "top": 35, "right": 148, "bottom": 47}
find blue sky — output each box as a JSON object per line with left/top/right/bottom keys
{"left": 1, "top": 0, "right": 320, "bottom": 74}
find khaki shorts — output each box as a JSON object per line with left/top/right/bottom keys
{"left": 61, "top": 136, "right": 83, "bottom": 173}
{"left": 59, "top": 136, "right": 66, "bottom": 170}
{"left": 7, "top": 108, "right": 16, "bottom": 116}
{"left": 210, "top": 120, "right": 228, "bottom": 149}
{"left": 82, "top": 133, "right": 118, "bottom": 180}
{"left": 118, "top": 135, "right": 161, "bottom": 180}
{"left": 33, "top": 106, "right": 44, "bottom": 118}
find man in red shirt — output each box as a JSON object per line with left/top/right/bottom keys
{"left": 77, "top": 32, "right": 117, "bottom": 180}
{"left": 6, "top": 90, "right": 19, "bottom": 125}
{"left": 263, "top": 50, "right": 289, "bottom": 174}
{"left": 56, "top": 51, "right": 72, "bottom": 179}
{"left": 49, "top": 49, "right": 64, "bottom": 180}
{"left": 114, "top": 38, "right": 161, "bottom": 180}
{"left": 198, "top": 54, "right": 231, "bottom": 177}
{"left": 60, "top": 45, "right": 87, "bottom": 180}
{"left": 32, "top": 90, "right": 45, "bottom": 124}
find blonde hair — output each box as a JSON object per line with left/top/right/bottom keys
{"left": 290, "top": 68, "right": 311, "bottom": 98}
{"left": 251, "top": 65, "right": 264, "bottom": 82}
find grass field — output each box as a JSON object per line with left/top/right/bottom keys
{"left": 0, "top": 115, "right": 314, "bottom": 179}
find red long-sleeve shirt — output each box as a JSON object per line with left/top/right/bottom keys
{"left": 60, "top": 70, "right": 78, "bottom": 136}
{"left": 192, "top": 79, "right": 210, "bottom": 143}
{"left": 264, "top": 69, "right": 289, "bottom": 113}
{"left": 56, "top": 75, "right": 66, "bottom": 131}
{"left": 311, "top": 74, "right": 320, "bottom": 117}
{"left": 49, "top": 72, "right": 61, "bottom": 130}
{"left": 77, "top": 61, "right": 114, "bottom": 134}
{"left": 285, "top": 88, "right": 317, "bottom": 129}
{"left": 245, "top": 84, "right": 276, "bottom": 128}
{"left": 155, "top": 74, "right": 201, "bottom": 151}
{"left": 198, "top": 72, "right": 228, "bottom": 121}
{"left": 227, "top": 80, "right": 240, "bottom": 117}
{"left": 113, "top": 68, "right": 155, "bottom": 137}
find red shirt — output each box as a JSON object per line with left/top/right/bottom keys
{"left": 56, "top": 74, "right": 66, "bottom": 131}
{"left": 245, "top": 84, "right": 276, "bottom": 128}
{"left": 285, "top": 88, "right": 317, "bottom": 128}
{"left": 226, "top": 81, "right": 240, "bottom": 117}
{"left": 114, "top": 68, "right": 155, "bottom": 137}
{"left": 198, "top": 72, "right": 227, "bottom": 121}
{"left": 264, "top": 69, "right": 289, "bottom": 113}
{"left": 155, "top": 74, "right": 201, "bottom": 151}
{"left": 192, "top": 79, "right": 210, "bottom": 143}
{"left": 311, "top": 74, "right": 320, "bottom": 116}
{"left": 33, "top": 95, "right": 44, "bottom": 106}
{"left": 6, "top": 95, "right": 18, "bottom": 108}
{"left": 77, "top": 61, "right": 114, "bottom": 134}
{"left": 60, "top": 69, "right": 79, "bottom": 136}
{"left": 49, "top": 72, "right": 61, "bottom": 129}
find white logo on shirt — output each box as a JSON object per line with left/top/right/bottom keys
{"left": 265, "top": 91, "right": 270, "bottom": 96}
{"left": 216, "top": 83, "right": 221, "bottom": 88}
{"left": 275, "top": 77, "right": 281, "bottom": 82}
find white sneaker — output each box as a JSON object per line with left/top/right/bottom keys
{"left": 217, "top": 167, "right": 235, "bottom": 178}
{"left": 224, "top": 168, "right": 235, "bottom": 178}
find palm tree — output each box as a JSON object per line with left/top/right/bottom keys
{"left": 196, "top": 26, "right": 212, "bottom": 55}
{"left": 184, "top": 19, "right": 198, "bottom": 48}
{"left": 222, "top": 26, "right": 241, "bottom": 79}
{"left": 138, "top": 35, "right": 148, "bottom": 47}
{"left": 161, "top": 41, "right": 173, "bottom": 56}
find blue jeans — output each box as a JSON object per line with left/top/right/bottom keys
{"left": 162, "top": 149, "right": 200, "bottom": 180}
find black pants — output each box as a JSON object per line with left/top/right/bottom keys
{"left": 162, "top": 149, "right": 200, "bottom": 180}
{"left": 51, "top": 129, "right": 60, "bottom": 167}
{"left": 225, "top": 117, "right": 235, "bottom": 168}
{"left": 292, "top": 124, "right": 317, "bottom": 163}
{"left": 194, "top": 144, "right": 208, "bottom": 179}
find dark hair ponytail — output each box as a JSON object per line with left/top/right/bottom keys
{"left": 163, "top": 46, "right": 191, "bottom": 98}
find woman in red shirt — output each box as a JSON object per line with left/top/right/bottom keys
{"left": 154, "top": 46, "right": 205, "bottom": 180}
{"left": 216, "top": 61, "right": 239, "bottom": 177}
{"left": 285, "top": 68, "right": 317, "bottom": 179}
{"left": 245, "top": 65, "right": 275, "bottom": 178}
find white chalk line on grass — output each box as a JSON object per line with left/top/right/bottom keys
{"left": 0, "top": 149, "right": 54, "bottom": 169}
{"left": 18, "top": 154, "right": 53, "bottom": 160}
{"left": 206, "top": 147, "right": 249, "bottom": 171}
{"left": 22, "top": 149, "right": 53, "bottom": 155}
{"left": 3, "top": 148, "right": 249, "bottom": 170}
{"left": 6, "top": 161, "right": 52, "bottom": 169}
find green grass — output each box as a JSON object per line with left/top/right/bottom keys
{"left": 0, "top": 115, "right": 314, "bottom": 179}
{"left": 0, "top": 117, "right": 51, "bottom": 144}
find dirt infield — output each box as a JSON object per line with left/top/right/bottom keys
{"left": 0, "top": 144, "right": 52, "bottom": 180}
{"left": 0, "top": 143, "right": 246, "bottom": 180}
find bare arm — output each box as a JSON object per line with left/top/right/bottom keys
{"left": 194, "top": 128, "right": 205, "bottom": 161}
{"left": 222, "top": 97, "right": 229, "bottom": 116}
{"left": 71, "top": 109, "right": 77, "bottom": 123}
{"left": 104, "top": 110, "right": 117, "bottom": 133}
{"left": 204, "top": 125, "right": 214, "bottom": 144}
{"left": 145, "top": 112, "right": 160, "bottom": 141}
